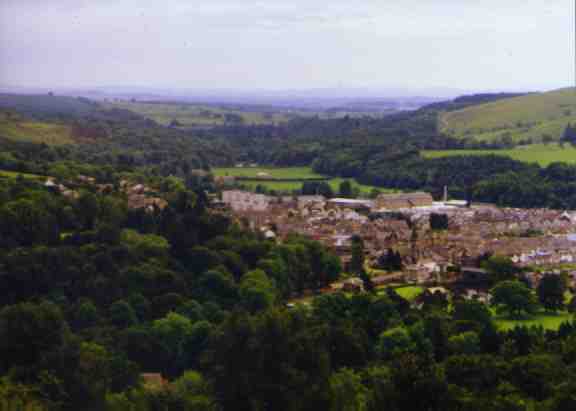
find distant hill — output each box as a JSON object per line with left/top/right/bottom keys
{"left": 440, "top": 88, "right": 576, "bottom": 143}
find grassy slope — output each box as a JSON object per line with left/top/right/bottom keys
{"left": 422, "top": 144, "right": 576, "bottom": 167}
{"left": 441, "top": 88, "right": 576, "bottom": 142}
{"left": 107, "top": 101, "right": 291, "bottom": 127}
{"left": 0, "top": 111, "right": 74, "bottom": 145}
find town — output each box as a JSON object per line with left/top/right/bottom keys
{"left": 220, "top": 189, "right": 576, "bottom": 294}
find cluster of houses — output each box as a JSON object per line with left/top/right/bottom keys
{"left": 45, "top": 176, "right": 168, "bottom": 212}
{"left": 220, "top": 189, "right": 576, "bottom": 290}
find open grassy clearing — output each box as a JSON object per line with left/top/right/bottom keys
{"left": 214, "top": 166, "right": 394, "bottom": 194}
{"left": 423, "top": 144, "right": 576, "bottom": 167}
{"left": 213, "top": 166, "right": 323, "bottom": 179}
{"left": 107, "top": 101, "right": 292, "bottom": 127}
{"left": 0, "top": 111, "right": 74, "bottom": 145}
{"left": 393, "top": 286, "right": 424, "bottom": 301}
{"left": 0, "top": 169, "right": 44, "bottom": 180}
{"left": 441, "top": 88, "right": 576, "bottom": 143}
{"left": 494, "top": 311, "right": 572, "bottom": 331}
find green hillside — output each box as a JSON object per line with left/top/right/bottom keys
{"left": 423, "top": 144, "right": 576, "bottom": 167}
{"left": 0, "top": 111, "right": 74, "bottom": 145}
{"left": 440, "top": 88, "right": 576, "bottom": 143}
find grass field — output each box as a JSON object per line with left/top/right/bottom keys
{"left": 213, "top": 166, "right": 393, "bottom": 194}
{"left": 108, "top": 101, "right": 292, "bottom": 127}
{"left": 495, "top": 311, "right": 572, "bottom": 331}
{"left": 394, "top": 286, "right": 424, "bottom": 301}
{"left": 423, "top": 144, "right": 576, "bottom": 167}
{"left": 440, "top": 88, "right": 576, "bottom": 143}
{"left": 0, "top": 169, "right": 44, "bottom": 180}
{"left": 0, "top": 111, "right": 74, "bottom": 145}
{"left": 214, "top": 167, "right": 322, "bottom": 179}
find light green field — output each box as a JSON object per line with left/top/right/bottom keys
{"left": 441, "top": 88, "right": 576, "bottom": 143}
{"left": 394, "top": 286, "right": 424, "bottom": 301}
{"left": 423, "top": 144, "right": 576, "bottom": 167}
{"left": 107, "top": 101, "right": 292, "bottom": 127}
{"left": 214, "top": 166, "right": 393, "bottom": 194}
{"left": 495, "top": 311, "right": 572, "bottom": 331}
{"left": 0, "top": 169, "right": 44, "bottom": 179}
{"left": 0, "top": 111, "right": 74, "bottom": 145}
{"left": 214, "top": 166, "right": 323, "bottom": 179}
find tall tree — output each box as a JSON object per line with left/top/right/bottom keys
{"left": 491, "top": 280, "right": 537, "bottom": 318}
{"left": 537, "top": 274, "right": 566, "bottom": 312}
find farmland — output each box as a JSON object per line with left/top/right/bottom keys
{"left": 440, "top": 88, "right": 576, "bottom": 143}
{"left": 107, "top": 101, "right": 294, "bottom": 127}
{"left": 422, "top": 144, "right": 576, "bottom": 167}
{"left": 213, "top": 166, "right": 392, "bottom": 194}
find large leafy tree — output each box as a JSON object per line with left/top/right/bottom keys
{"left": 491, "top": 280, "right": 538, "bottom": 318}
{"left": 537, "top": 274, "right": 566, "bottom": 312}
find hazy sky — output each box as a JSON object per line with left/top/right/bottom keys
{"left": 0, "top": 0, "right": 574, "bottom": 93}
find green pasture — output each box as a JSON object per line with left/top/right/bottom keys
{"left": 213, "top": 166, "right": 394, "bottom": 195}
{"left": 494, "top": 311, "right": 572, "bottom": 331}
{"left": 422, "top": 144, "right": 576, "bottom": 167}
{"left": 0, "top": 169, "right": 44, "bottom": 180}
{"left": 394, "top": 286, "right": 424, "bottom": 301}
{"left": 213, "top": 166, "right": 323, "bottom": 179}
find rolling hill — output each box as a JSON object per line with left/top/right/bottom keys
{"left": 440, "top": 88, "right": 576, "bottom": 143}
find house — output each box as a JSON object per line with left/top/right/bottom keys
{"left": 375, "top": 192, "right": 434, "bottom": 210}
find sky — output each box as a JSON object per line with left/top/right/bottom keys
{"left": 0, "top": 0, "right": 574, "bottom": 95}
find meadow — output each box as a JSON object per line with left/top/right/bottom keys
{"left": 494, "top": 311, "right": 572, "bottom": 331}
{"left": 423, "top": 144, "right": 576, "bottom": 167}
{"left": 393, "top": 286, "right": 424, "bottom": 301}
{"left": 213, "top": 166, "right": 392, "bottom": 195}
{"left": 0, "top": 169, "right": 44, "bottom": 180}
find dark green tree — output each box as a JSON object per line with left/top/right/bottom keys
{"left": 537, "top": 274, "right": 566, "bottom": 312}
{"left": 491, "top": 280, "right": 537, "bottom": 318}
